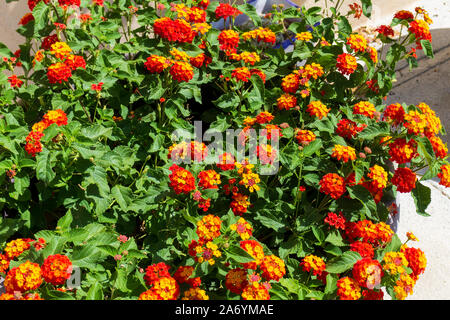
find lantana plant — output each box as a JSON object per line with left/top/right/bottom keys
{"left": 0, "top": 0, "right": 445, "bottom": 300}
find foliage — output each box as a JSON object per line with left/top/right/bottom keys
{"left": 0, "top": 0, "right": 445, "bottom": 300}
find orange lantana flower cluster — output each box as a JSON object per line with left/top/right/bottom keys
{"left": 331, "top": 145, "right": 357, "bottom": 163}
{"left": 300, "top": 255, "right": 326, "bottom": 276}
{"left": 25, "top": 109, "right": 68, "bottom": 157}
{"left": 319, "top": 173, "right": 346, "bottom": 200}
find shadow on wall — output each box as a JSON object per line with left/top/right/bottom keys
{"left": 0, "top": 1, "right": 29, "bottom": 51}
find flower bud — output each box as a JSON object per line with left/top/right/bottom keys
{"left": 364, "top": 147, "right": 372, "bottom": 154}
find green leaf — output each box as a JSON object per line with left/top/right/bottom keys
{"left": 338, "top": 16, "right": 352, "bottom": 36}
{"left": 358, "top": 121, "right": 390, "bottom": 140}
{"left": 44, "top": 287, "right": 75, "bottom": 300}
{"left": 279, "top": 278, "right": 301, "bottom": 296}
{"left": 324, "top": 230, "right": 346, "bottom": 247}
{"left": 377, "top": 234, "right": 402, "bottom": 260}
{"left": 40, "top": 124, "right": 60, "bottom": 143}
{"left": 36, "top": 150, "right": 56, "bottom": 183}
{"left": 111, "top": 185, "right": 133, "bottom": 212}
{"left": 65, "top": 229, "right": 90, "bottom": 244}
{"left": 57, "top": 211, "right": 73, "bottom": 232}
{"left": 306, "top": 290, "right": 324, "bottom": 300}
{"left": 386, "top": 44, "right": 406, "bottom": 66}
{"left": 278, "top": 236, "right": 300, "bottom": 260}
{"left": 97, "top": 244, "right": 117, "bottom": 257}
{"left": 73, "top": 143, "right": 108, "bottom": 160}
{"left": 32, "top": 1, "right": 49, "bottom": 33}
{"left": 326, "top": 251, "right": 362, "bottom": 273}
{"left": 213, "top": 92, "right": 240, "bottom": 111}
{"left": 126, "top": 249, "right": 147, "bottom": 260}
{"left": 411, "top": 181, "right": 431, "bottom": 216}
{"left": 0, "top": 42, "right": 12, "bottom": 57}
{"left": 360, "top": 0, "right": 373, "bottom": 18}
{"left": 86, "top": 282, "right": 104, "bottom": 300}
{"left": 82, "top": 166, "right": 110, "bottom": 198}
{"left": 0, "top": 218, "right": 23, "bottom": 246}
{"left": 112, "top": 268, "right": 129, "bottom": 292}
{"left": 237, "top": 3, "right": 261, "bottom": 26}
{"left": 421, "top": 161, "right": 441, "bottom": 181}
{"left": 420, "top": 40, "right": 434, "bottom": 58}
{"left": 293, "top": 43, "right": 312, "bottom": 60}
{"left": 302, "top": 139, "right": 322, "bottom": 157}
{"left": 80, "top": 125, "right": 113, "bottom": 141}
{"left": 324, "top": 244, "right": 343, "bottom": 256}
{"left": 226, "top": 245, "right": 255, "bottom": 264}
{"left": 324, "top": 273, "right": 338, "bottom": 294}
{"left": 41, "top": 236, "right": 67, "bottom": 258}
{"left": 71, "top": 245, "right": 100, "bottom": 268}
{"left": 255, "top": 212, "right": 286, "bottom": 232}
{"left": 416, "top": 137, "right": 435, "bottom": 165}
{"left": 347, "top": 185, "right": 377, "bottom": 219}
{"left": 269, "top": 283, "right": 290, "bottom": 300}
{"left": 311, "top": 226, "right": 325, "bottom": 244}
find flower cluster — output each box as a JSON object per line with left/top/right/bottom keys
{"left": 300, "top": 255, "right": 326, "bottom": 276}
{"left": 41, "top": 254, "right": 72, "bottom": 286}
{"left": 336, "top": 277, "right": 361, "bottom": 300}
{"left": 225, "top": 268, "right": 248, "bottom": 294}
{"left": 215, "top": 3, "right": 242, "bottom": 21}
{"left": 4, "top": 261, "right": 43, "bottom": 293}
{"left": 352, "top": 258, "right": 383, "bottom": 289}
{"left": 307, "top": 101, "right": 330, "bottom": 119}
{"left": 196, "top": 214, "right": 222, "bottom": 242}
{"left": 347, "top": 34, "right": 367, "bottom": 53}
{"left": 223, "top": 233, "right": 285, "bottom": 300}
{"left": 319, "top": 173, "right": 346, "bottom": 200}
{"left": 336, "top": 119, "right": 366, "bottom": 139}
{"left": 230, "top": 217, "right": 253, "bottom": 240}
{"left": 345, "top": 220, "right": 394, "bottom": 245}
{"left": 173, "top": 266, "right": 201, "bottom": 288}
{"left": 296, "top": 129, "right": 316, "bottom": 146}
{"left": 353, "top": 101, "right": 376, "bottom": 119}
{"left": 168, "top": 164, "right": 196, "bottom": 195}
{"left": 331, "top": 145, "right": 357, "bottom": 163}
{"left": 139, "top": 276, "right": 180, "bottom": 300}
{"left": 24, "top": 109, "right": 68, "bottom": 157}
{"left": 336, "top": 53, "right": 358, "bottom": 75}
{"left": 324, "top": 212, "right": 346, "bottom": 230}
{"left": 44, "top": 42, "right": 86, "bottom": 84}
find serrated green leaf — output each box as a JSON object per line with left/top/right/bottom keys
{"left": 111, "top": 185, "right": 133, "bottom": 211}
{"left": 420, "top": 40, "right": 434, "bottom": 58}
{"left": 411, "top": 181, "right": 431, "bottom": 216}
{"left": 326, "top": 251, "right": 361, "bottom": 273}
{"left": 86, "top": 282, "right": 104, "bottom": 300}
{"left": 226, "top": 245, "right": 255, "bottom": 264}
{"left": 57, "top": 211, "right": 73, "bottom": 232}
{"left": 36, "top": 150, "right": 55, "bottom": 183}
{"left": 360, "top": 0, "right": 373, "bottom": 18}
